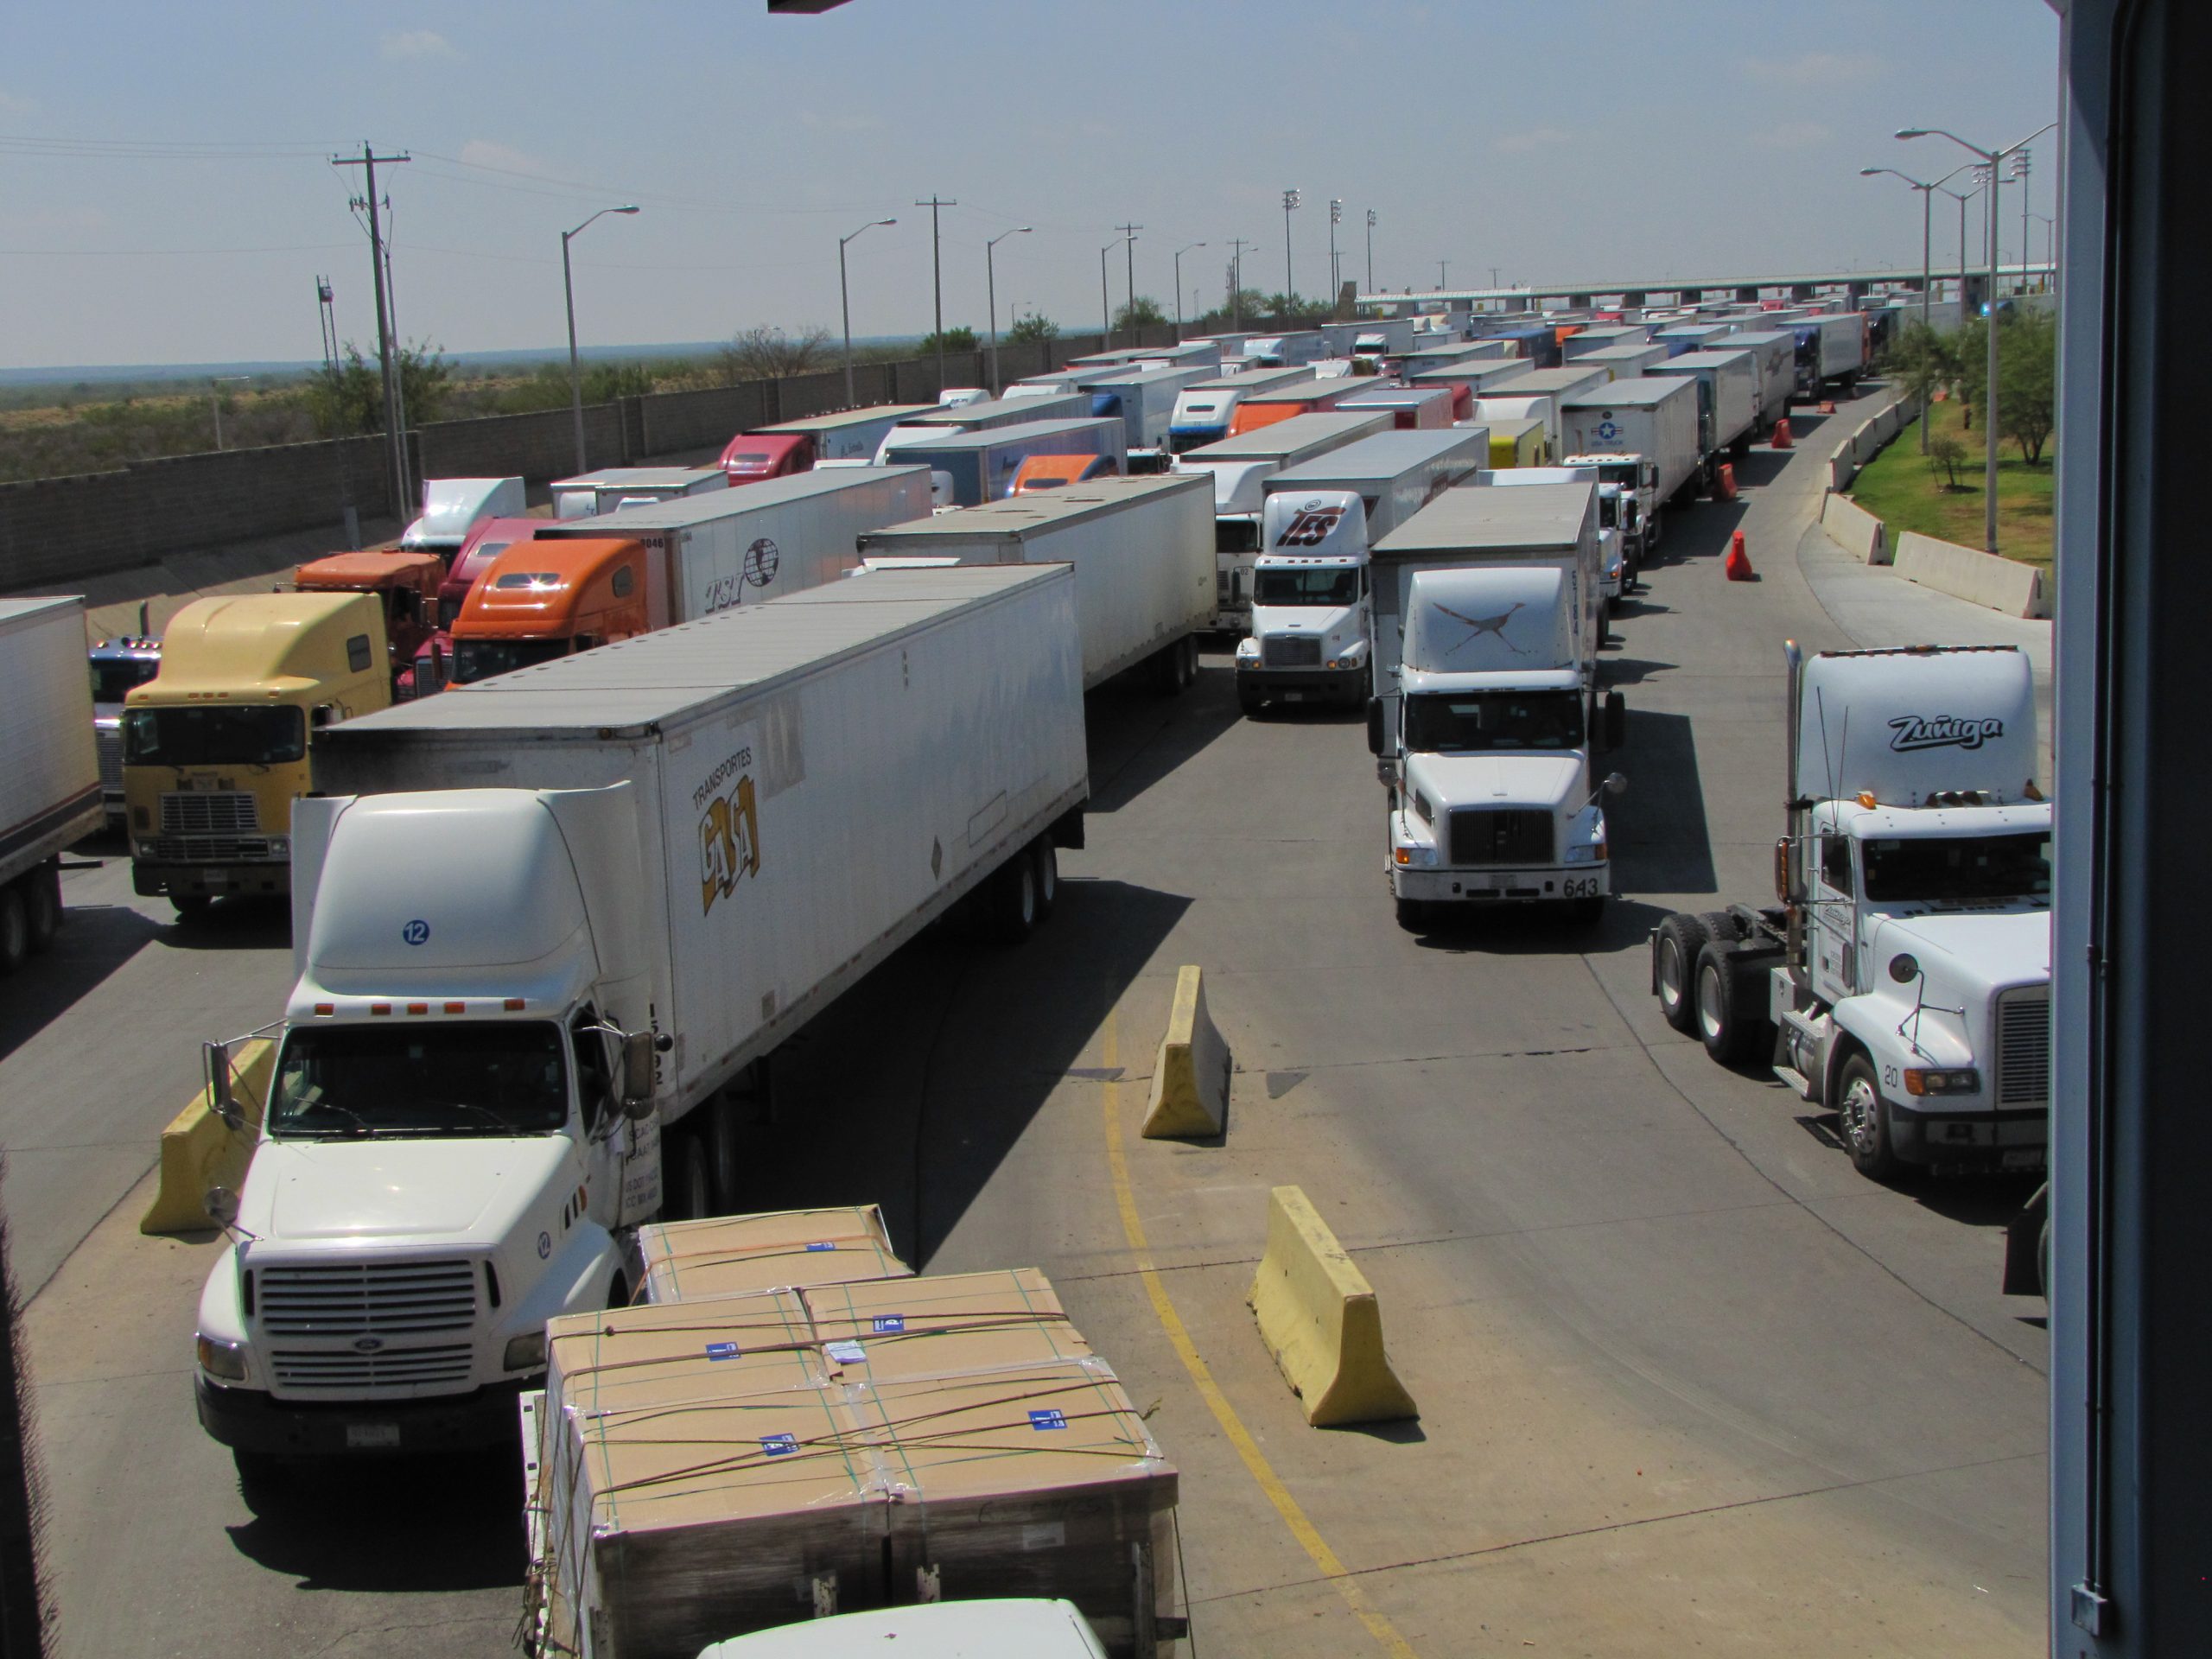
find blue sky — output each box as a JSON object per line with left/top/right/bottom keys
{"left": 0, "top": 1, "right": 2058, "bottom": 370}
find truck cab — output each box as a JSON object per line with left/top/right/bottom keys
{"left": 89, "top": 633, "right": 163, "bottom": 828}
{"left": 122, "top": 592, "right": 391, "bottom": 915}
{"left": 400, "top": 477, "right": 526, "bottom": 567}
{"left": 717, "top": 431, "right": 813, "bottom": 486}
{"left": 1011, "top": 451, "right": 1122, "bottom": 493}
{"left": 294, "top": 550, "right": 444, "bottom": 688}
{"left": 1236, "top": 493, "right": 1372, "bottom": 711}
{"left": 1561, "top": 453, "right": 1657, "bottom": 564}
{"left": 447, "top": 537, "right": 653, "bottom": 684}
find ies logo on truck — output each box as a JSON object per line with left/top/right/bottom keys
{"left": 1275, "top": 500, "right": 1344, "bottom": 548}
{"left": 696, "top": 744, "right": 762, "bottom": 917}
{"left": 1888, "top": 714, "right": 2005, "bottom": 753}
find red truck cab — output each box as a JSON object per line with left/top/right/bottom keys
{"left": 447, "top": 537, "right": 655, "bottom": 684}
{"left": 293, "top": 550, "right": 443, "bottom": 687}
{"left": 400, "top": 516, "right": 549, "bottom": 698}
{"left": 718, "top": 431, "right": 814, "bottom": 485}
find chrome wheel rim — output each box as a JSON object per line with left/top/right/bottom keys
{"left": 1697, "top": 963, "right": 1726, "bottom": 1042}
{"left": 1840, "top": 1077, "right": 1880, "bottom": 1154}
{"left": 1658, "top": 940, "right": 1686, "bottom": 1013}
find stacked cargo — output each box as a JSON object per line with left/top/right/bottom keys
{"left": 635, "top": 1205, "right": 913, "bottom": 1306}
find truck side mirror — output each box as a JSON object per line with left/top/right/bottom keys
{"left": 203, "top": 1039, "right": 243, "bottom": 1133}
{"left": 204, "top": 1185, "right": 240, "bottom": 1230}
{"left": 620, "top": 1030, "right": 658, "bottom": 1120}
{"left": 1604, "top": 770, "right": 1627, "bottom": 797}
{"left": 1365, "top": 697, "right": 1384, "bottom": 756}
{"left": 310, "top": 703, "right": 335, "bottom": 729}
{"left": 1604, "top": 690, "right": 1627, "bottom": 752}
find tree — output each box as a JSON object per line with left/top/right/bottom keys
{"left": 1926, "top": 433, "right": 1969, "bottom": 491}
{"left": 306, "top": 340, "right": 451, "bottom": 437}
{"left": 1006, "top": 311, "right": 1058, "bottom": 345}
{"left": 916, "top": 326, "right": 978, "bottom": 355}
{"left": 718, "top": 326, "right": 833, "bottom": 384}
{"left": 1954, "top": 309, "right": 2056, "bottom": 462}
{"left": 1886, "top": 322, "right": 1961, "bottom": 454}
{"left": 1113, "top": 296, "right": 1167, "bottom": 331}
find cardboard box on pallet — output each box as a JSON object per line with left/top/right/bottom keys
{"left": 636, "top": 1205, "right": 912, "bottom": 1306}
{"left": 527, "top": 1271, "right": 1178, "bottom": 1659}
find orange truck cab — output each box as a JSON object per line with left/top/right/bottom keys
{"left": 293, "top": 550, "right": 443, "bottom": 679}
{"left": 1010, "top": 451, "right": 1122, "bottom": 493}
{"left": 448, "top": 537, "right": 655, "bottom": 685}
{"left": 717, "top": 431, "right": 813, "bottom": 485}
{"left": 1224, "top": 379, "right": 1370, "bottom": 437}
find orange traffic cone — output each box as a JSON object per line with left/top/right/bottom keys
{"left": 1725, "top": 531, "right": 1755, "bottom": 582}
{"left": 1771, "top": 417, "right": 1793, "bottom": 449}
{"left": 1819, "top": 399, "right": 1837, "bottom": 415}
{"left": 1715, "top": 462, "right": 1738, "bottom": 502}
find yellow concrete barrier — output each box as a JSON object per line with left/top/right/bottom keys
{"left": 1141, "top": 964, "right": 1230, "bottom": 1140}
{"left": 140, "top": 1039, "right": 274, "bottom": 1236}
{"left": 1249, "top": 1185, "right": 1418, "bottom": 1427}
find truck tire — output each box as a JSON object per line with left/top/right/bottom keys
{"left": 1032, "top": 840, "right": 1058, "bottom": 920}
{"left": 1394, "top": 896, "right": 1429, "bottom": 931}
{"left": 1696, "top": 909, "right": 1746, "bottom": 944}
{"left": 1237, "top": 681, "right": 1262, "bottom": 717}
{"left": 0, "top": 888, "right": 26, "bottom": 976}
{"left": 664, "top": 1123, "right": 713, "bottom": 1221}
{"left": 232, "top": 1449, "right": 290, "bottom": 1509}
{"left": 1653, "top": 913, "right": 1712, "bottom": 1033}
{"left": 24, "top": 863, "right": 60, "bottom": 951}
{"left": 1835, "top": 1052, "right": 1900, "bottom": 1181}
{"left": 1694, "top": 944, "right": 1770, "bottom": 1067}
{"left": 703, "top": 1092, "right": 745, "bottom": 1215}
{"left": 171, "top": 894, "right": 215, "bottom": 924}
{"left": 1571, "top": 895, "right": 1605, "bottom": 926}
{"left": 988, "top": 849, "right": 1039, "bottom": 944}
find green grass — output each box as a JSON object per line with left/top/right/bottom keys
{"left": 1846, "top": 398, "right": 2054, "bottom": 569}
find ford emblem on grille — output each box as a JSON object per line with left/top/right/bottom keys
{"left": 353, "top": 1337, "right": 384, "bottom": 1352}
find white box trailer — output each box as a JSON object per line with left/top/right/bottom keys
{"left": 857, "top": 474, "right": 1211, "bottom": 693}
{"left": 749, "top": 405, "right": 938, "bottom": 463}
{"left": 1471, "top": 365, "right": 1611, "bottom": 451}
{"left": 1166, "top": 366, "right": 1318, "bottom": 452}
{"left": 0, "top": 596, "right": 102, "bottom": 968}
{"left": 874, "top": 391, "right": 1092, "bottom": 464}
{"left": 1561, "top": 377, "right": 1706, "bottom": 516}
{"left": 1575, "top": 344, "right": 1668, "bottom": 381}
{"left": 1792, "top": 313, "right": 1867, "bottom": 397}
{"left": 1411, "top": 359, "right": 1537, "bottom": 397}
{"left": 1561, "top": 327, "right": 1640, "bottom": 359}
{"left": 1717, "top": 330, "right": 1796, "bottom": 431}
{"left": 1075, "top": 365, "right": 1217, "bottom": 457}
{"left": 1402, "top": 340, "right": 1509, "bottom": 378}
{"left": 1651, "top": 348, "right": 1760, "bottom": 460}
{"left": 881, "top": 418, "right": 1128, "bottom": 507}
{"left": 540, "top": 466, "right": 934, "bottom": 622}
{"left": 552, "top": 468, "right": 726, "bottom": 522}
{"left": 191, "top": 567, "right": 1090, "bottom": 1463}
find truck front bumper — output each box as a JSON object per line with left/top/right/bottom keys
{"left": 1391, "top": 864, "right": 1608, "bottom": 904}
{"left": 1887, "top": 1103, "right": 2047, "bottom": 1172}
{"left": 196, "top": 1375, "right": 530, "bottom": 1457}
{"left": 131, "top": 859, "right": 289, "bottom": 899}
{"left": 1236, "top": 664, "right": 1364, "bottom": 704}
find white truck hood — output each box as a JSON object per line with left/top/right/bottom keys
{"left": 1406, "top": 750, "right": 1584, "bottom": 813}
{"left": 240, "top": 1135, "right": 572, "bottom": 1245}
{"left": 1252, "top": 601, "right": 1359, "bottom": 644}
{"left": 1862, "top": 906, "right": 2051, "bottom": 999}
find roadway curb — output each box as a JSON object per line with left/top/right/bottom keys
{"left": 139, "top": 1039, "right": 272, "bottom": 1236}
{"left": 1248, "top": 1185, "right": 1418, "bottom": 1427}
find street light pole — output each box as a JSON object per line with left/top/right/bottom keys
{"left": 1228, "top": 238, "right": 1249, "bottom": 331}
{"left": 1365, "top": 209, "right": 1376, "bottom": 295}
{"left": 1327, "top": 199, "right": 1342, "bottom": 308}
{"left": 1281, "top": 189, "right": 1300, "bottom": 305}
{"left": 1173, "top": 243, "right": 1205, "bottom": 341}
{"left": 1100, "top": 239, "right": 1123, "bottom": 340}
{"left": 839, "top": 218, "right": 896, "bottom": 408}
{"left": 2012, "top": 149, "right": 2032, "bottom": 295}
{"left": 1860, "top": 164, "right": 1966, "bottom": 453}
{"left": 913, "top": 195, "right": 957, "bottom": 391}
{"left": 1897, "top": 121, "right": 2057, "bottom": 553}
{"left": 985, "top": 226, "right": 1031, "bottom": 393}
{"left": 562, "top": 205, "right": 641, "bottom": 473}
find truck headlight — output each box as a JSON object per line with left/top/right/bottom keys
{"left": 196, "top": 1335, "right": 248, "bottom": 1382}
{"left": 1904, "top": 1068, "right": 1980, "bottom": 1096}
{"left": 1326, "top": 643, "right": 1367, "bottom": 671}
{"left": 1235, "top": 639, "right": 1260, "bottom": 663}
{"left": 502, "top": 1332, "right": 548, "bottom": 1373}
{"left": 266, "top": 836, "right": 289, "bottom": 857}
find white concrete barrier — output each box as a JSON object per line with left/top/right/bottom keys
{"left": 1892, "top": 531, "right": 2050, "bottom": 619}
{"left": 1829, "top": 444, "right": 1858, "bottom": 492}
{"left": 1821, "top": 493, "right": 1889, "bottom": 565}
{"left": 1851, "top": 421, "right": 1883, "bottom": 467}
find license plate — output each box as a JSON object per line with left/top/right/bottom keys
{"left": 1284, "top": 690, "right": 1308, "bottom": 702}
{"left": 346, "top": 1422, "right": 401, "bottom": 1449}
{"left": 2000, "top": 1149, "right": 2044, "bottom": 1170}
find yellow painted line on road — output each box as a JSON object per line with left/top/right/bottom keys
{"left": 1098, "top": 1012, "right": 1421, "bottom": 1659}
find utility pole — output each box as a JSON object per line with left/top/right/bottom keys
{"left": 1173, "top": 243, "right": 1205, "bottom": 340}
{"left": 1116, "top": 222, "right": 1142, "bottom": 339}
{"left": 915, "top": 194, "right": 957, "bottom": 391}
{"left": 1328, "top": 199, "right": 1343, "bottom": 309}
{"left": 330, "top": 143, "right": 410, "bottom": 521}
{"left": 1281, "top": 189, "right": 1300, "bottom": 304}
{"left": 1365, "top": 208, "right": 1376, "bottom": 293}
{"left": 1229, "top": 238, "right": 1250, "bottom": 331}
{"left": 1438, "top": 259, "right": 1449, "bottom": 289}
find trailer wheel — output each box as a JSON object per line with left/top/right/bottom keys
{"left": 0, "top": 888, "right": 26, "bottom": 976}
{"left": 24, "top": 865, "right": 60, "bottom": 952}
{"left": 1694, "top": 944, "right": 1768, "bottom": 1066}
{"left": 1835, "top": 1052, "right": 1899, "bottom": 1182}
{"left": 1032, "top": 840, "right": 1058, "bottom": 920}
{"left": 988, "top": 849, "right": 1039, "bottom": 944}
{"left": 1653, "top": 913, "right": 1711, "bottom": 1033}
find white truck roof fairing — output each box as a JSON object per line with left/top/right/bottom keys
{"left": 1402, "top": 566, "right": 1574, "bottom": 676}
{"left": 403, "top": 476, "right": 525, "bottom": 549}
{"left": 1796, "top": 645, "right": 2039, "bottom": 807}
{"left": 1260, "top": 492, "right": 1370, "bottom": 563}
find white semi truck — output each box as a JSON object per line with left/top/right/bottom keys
{"left": 1651, "top": 643, "right": 2050, "bottom": 1180}
{"left": 1650, "top": 348, "right": 1760, "bottom": 464}
{"left": 1471, "top": 466, "right": 1630, "bottom": 609}
{"left": 856, "top": 474, "right": 1213, "bottom": 693}
{"left": 550, "top": 468, "right": 723, "bottom": 523}
{"left": 1560, "top": 377, "right": 1706, "bottom": 552}
{"left": 402, "top": 476, "right": 528, "bottom": 549}
{"left": 1166, "top": 366, "right": 1318, "bottom": 453}
{"left": 1718, "top": 329, "right": 1796, "bottom": 435}
{"left": 0, "top": 597, "right": 103, "bottom": 973}
{"left": 189, "top": 565, "right": 1088, "bottom": 1470}
{"left": 1791, "top": 314, "right": 1867, "bottom": 399}
{"left": 1366, "top": 486, "right": 1625, "bottom": 928}
{"left": 1236, "top": 428, "right": 1491, "bottom": 713}
{"left": 1173, "top": 410, "right": 1393, "bottom": 632}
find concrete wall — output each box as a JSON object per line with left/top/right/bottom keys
{"left": 1820, "top": 493, "right": 1889, "bottom": 565}
{"left": 0, "top": 327, "right": 1180, "bottom": 594}
{"left": 1892, "top": 530, "right": 2050, "bottom": 618}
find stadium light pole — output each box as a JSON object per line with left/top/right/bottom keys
{"left": 1281, "top": 189, "right": 1300, "bottom": 304}
{"left": 985, "top": 226, "right": 1031, "bottom": 392}
{"left": 1173, "top": 243, "right": 1205, "bottom": 340}
{"left": 563, "top": 206, "right": 640, "bottom": 472}
{"left": 840, "top": 218, "right": 896, "bottom": 408}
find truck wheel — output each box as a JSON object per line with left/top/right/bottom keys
{"left": 24, "top": 866, "right": 60, "bottom": 952}
{"left": 0, "top": 888, "right": 26, "bottom": 976}
{"left": 1696, "top": 909, "right": 1746, "bottom": 944}
{"left": 1653, "top": 914, "right": 1712, "bottom": 1033}
{"left": 664, "top": 1124, "right": 713, "bottom": 1221}
{"left": 1237, "top": 682, "right": 1262, "bottom": 717}
{"left": 1835, "top": 1053, "right": 1900, "bottom": 1181}
{"left": 703, "top": 1094, "right": 745, "bottom": 1215}
{"left": 1394, "top": 896, "right": 1429, "bottom": 931}
{"left": 607, "top": 1274, "right": 631, "bottom": 1312}
{"left": 1180, "top": 634, "right": 1200, "bottom": 686}
{"left": 988, "top": 850, "right": 1039, "bottom": 944}
{"left": 1571, "top": 896, "right": 1605, "bottom": 927}
{"left": 1032, "top": 840, "right": 1058, "bottom": 920}
{"left": 232, "top": 1449, "right": 290, "bottom": 1509}
{"left": 1694, "top": 944, "right": 1768, "bottom": 1066}
{"left": 171, "top": 894, "right": 215, "bottom": 924}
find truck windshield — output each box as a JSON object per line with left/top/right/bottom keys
{"left": 1404, "top": 690, "right": 1584, "bottom": 753}
{"left": 450, "top": 637, "right": 572, "bottom": 684}
{"left": 1216, "top": 519, "right": 1261, "bottom": 554}
{"left": 1860, "top": 830, "right": 2051, "bottom": 905}
{"left": 123, "top": 704, "right": 305, "bottom": 766}
{"left": 1596, "top": 461, "right": 1637, "bottom": 490}
{"left": 1599, "top": 494, "right": 1619, "bottom": 529}
{"left": 1255, "top": 567, "right": 1359, "bottom": 606}
{"left": 90, "top": 658, "right": 160, "bottom": 703}
{"left": 270, "top": 1021, "right": 568, "bottom": 1139}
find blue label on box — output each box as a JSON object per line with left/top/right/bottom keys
{"left": 805, "top": 1242, "right": 836, "bottom": 1252}
{"left": 872, "top": 1315, "right": 906, "bottom": 1334}
{"left": 760, "top": 1433, "right": 798, "bottom": 1457}
{"left": 1028, "top": 1409, "right": 1068, "bottom": 1431}
{"left": 704, "top": 1341, "right": 740, "bottom": 1361}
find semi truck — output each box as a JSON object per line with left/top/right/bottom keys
{"left": 721, "top": 404, "right": 938, "bottom": 483}
{"left": 1470, "top": 364, "right": 1610, "bottom": 453}
{"left": 1073, "top": 365, "right": 1215, "bottom": 467}
{"left": 89, "top": 627, "right": 163, "bottom": 827}
{"left": 880, "top": 418, "right": 1127, "bottom": 507}
{"left": 1650, "top": 348, "right": 1760, "bottom": 462}
{"left": 1650, "top": 643, "right": 2050, "bottom": 1180}
{"left": 189, "top": 565, "right": 1090, "bottom": 1470}
{"left": 1166, "top": 367, "right": 1317, "bottom": 452}
{"left": 1717, "top": 330, "right": 1796, "bottom": 434}
{"left": 400, "top": 477, "right": 526, "bottom": 561}
{"left": 123, "top": 591, "right": 391, "bottom": 915}
{"left": 871, "top": 391, "right": 1091, "bottom": 465}
{"left": 1573, "top": 343, "right": 1668, "bottom": 382}
{"left": 1236, "top": 428, "right": 1490, "bottom": 712}
{"left": 449, "top": 467, "right": 935, "bottom": 683}
{"left": 293, "top": 550, "right": 444, "bottom": 690}
{"left": 856, "top": 474, "right": 1212, "bottom": 693}
{"left": 1472, "top": 466, "right": 1630, "bottom": 607}
{"left": 1365, "top": 487, "right": 1624, "bottom": 929}
{"left": 1239, "top": 332, "right": 1327, "bottom": 368}
{"left": 1791, "top": 313, "right": 1866, "bottom": 399}
{"left": 1225, "top": 376, "right": 1382, "bottom": 436}
{"left": 1173, "top": 409, "right": 1394, "bottom": 631}
{"left": 1560, "top": 377, "right": 1705, "bottom": 549}
{"left": 553, "top": 468, "right": 728, "bottom": 522}
{"left": 0, "top": 598, "right": 103, "bottom": 972}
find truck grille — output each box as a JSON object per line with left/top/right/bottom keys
{"left": 1447, "top": 808, "right": 1553, "bottom": 867}
{"left": 96, "top": 729, "right": 124, "bottom": 791}
{"left": 270, "top": 1344, "right": 475, "bottom": 1391}
{"left": 161, "top": 791, "right": 258, "bottom": 836}
{"left": 143, "top": 836, "right": 281, "bottom": 864}
{"left": 1995, "top": 990, "right": 2050, "bottom": 1107}
{"left": 257, "top": 1260, "right": 479, "bottom": 1337}
{"left": 1262, "top": 636, "right": 1323, "bottom": 669}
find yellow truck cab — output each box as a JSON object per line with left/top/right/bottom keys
{"left": 1484, "top": 416, "right": 1553, "bottom": 469}
{"left": 123, "top": 591, "right": 390, "bottom": 917}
